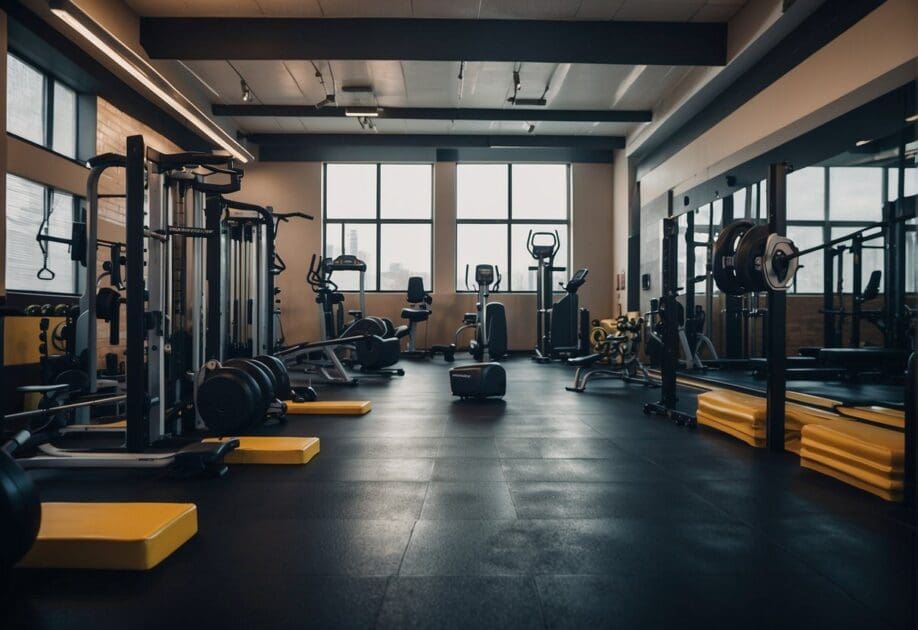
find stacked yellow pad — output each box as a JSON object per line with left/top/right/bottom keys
{"left": 696, "top": 390, "right": 769, "bottom": 447}
{"left": 696, "top": 390, "right": 838, "bottom": 450}
{"left": 800, "top": 421, "right": 905, "bottom": 501}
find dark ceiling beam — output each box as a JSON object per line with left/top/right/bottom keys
{"left": 213, "top": 104, "right": 651, "bottom": 123}
{"left": 140, "top": 18, "right": 726, "bottom": 66}
{"left": 245, "top": 133, "right": 625, "bottom": 150}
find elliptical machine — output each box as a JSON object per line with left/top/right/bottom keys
{"left": 448, "top": 264, "right": 507, "bottom": 399}
{"left": 527, "top": 230, "right": 589, "bottom": 362}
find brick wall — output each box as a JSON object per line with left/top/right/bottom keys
{"left": 95, "top": 98, "right": 183, "bottom": 225}
{"left": 94, "top": 98, "right": 185, "bottom": 362}
{"left": 650, "top": 293, "right": 888, "bottom": 366}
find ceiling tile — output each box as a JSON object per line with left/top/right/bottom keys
{"left": 575, "top": 0, "right": 627, "bottom": 20}
{"left": 479, "top": 0, "right": 583, "bottom": 20}
{"left": 315, "top": 0, "right": 412, "bottom": 17}
{"left": 409, "top": 0, "right": 481, "bottom": 18}
{"left": 613, "top": 1, "right": 704, "bottom": 22}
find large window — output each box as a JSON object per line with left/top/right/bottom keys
{"left": 456, "top": 163, "right": 570, "bottom": 292}
{"left": 323, "top": 163, "right": 433, "bottom": 291}
{"left": 5, "top": 174, "right": 81, "bottom": 294}
{"left": 6, "top": 53, "right": 78, "bottom": 159}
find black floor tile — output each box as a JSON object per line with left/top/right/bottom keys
{"left": 377, "top": 577, "right": 543, "bottom": 629}
{"left": 419, "top": 482, "right": 517, "bottom": 519}
{"left": 535, "top": 573, "right": 887, "bottom": 630}
{"left": 508, "top": 481, "right": 728, "bottom": 520}
{"left": 432, "top": 457, "right": 506, "bottom": 481}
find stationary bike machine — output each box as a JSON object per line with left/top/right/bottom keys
{"left": 449, "top": 264, "right": 507, "bottom": 399}
{"left": 528, "top": 230, "right": 589, "bottom": 362}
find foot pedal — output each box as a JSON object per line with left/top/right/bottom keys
{"left": 173, "top": 438, "right": 240, "bottom": 477}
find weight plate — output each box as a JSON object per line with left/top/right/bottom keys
{"left": 764, "top": 234, "right": 799, "bottom": 291}
{"left": 712, "top": 220, "right": 755, "bottom": 295}
{"left": 0, "top": 450, "right": 41, "bottom": 568}
{"left": 197, "top": 367, "right": 260, "bottom": 434}
{"left": 734, "top": 224, "right": 770, "bottom": 293}
{"left": 224, "top": 359, "right": 273, "bottom": 423}
{"left": 253, "top": 355, "right": 291, "bottom": 400}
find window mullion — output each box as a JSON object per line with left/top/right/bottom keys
{"left": 376, "top": 163, "right": 381, "bottom": 291}
{"left": 507, "top": 164, "right": 512, "bottom": 291}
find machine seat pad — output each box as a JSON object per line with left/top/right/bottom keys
{"left": 567, "top": 353, "right": 603, "bottom": 367}
{"left": 817, "top": 348, "right": 908, "bottom": 366}
{"left": 17, "top": 383, "right": 70, "bottom": 394}
{"left": 19, "top": 502, "right": 198, "bottom": 570}
{"left": 285, "top": 400, "right": 372, "bottom": 415}
{"left": 203, "top": 436, "right": 320, "bottom": 465}
{"left": 401, "top": 308, "right": 431, "bottom": 322}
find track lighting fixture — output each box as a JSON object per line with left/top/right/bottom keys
{"left": 241, "top": 80, "right": 252, "bottom": 103}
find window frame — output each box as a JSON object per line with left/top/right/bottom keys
{"left": 322, "top": 162, "right": 434, "bottom": 293}
{"left": 6, "top": 51, "right": 80, "bottom": 161}
{"left": 4, "top": 173, "right": 84, "bottom": 298}
{"left": 455, "top": 163, "right": 572, "bottom": 293}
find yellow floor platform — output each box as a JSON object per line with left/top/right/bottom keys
{"left": 19, "top": 502, "right": 198, "bottom": 571}
{"left": 285, "top": 400, "right": 372, "bottom": 415}
{"left": 203, "top": 436, "right": 320, "bottom": 464}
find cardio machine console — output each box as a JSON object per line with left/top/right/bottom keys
{"left": 329, "top": 255, "right": 367, "bottom": 272}
{"left": 475, "top": 264, "right": 495, "bottom": 286}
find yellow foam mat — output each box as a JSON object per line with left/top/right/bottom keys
{"left": 19, "top": 502, "right": 197, "bottom": 571}
{"left": 786, "top": 391, "right": 841, "bottom": 409}
{"left": 802, "top": 422, "right": 904, "bottom": 468}
{"left": 801, "top": 441, "right": 902, "bottom": 478}
{"left": 203, "top": 436, "right": 320, "bottom": 465}
{"left": 285, "top": 400, "right": 372, "bottom": 415}
{"left": 800, "top": 455, "right": 902, "bottom": 502}
{"left": 836, "top": 406, "right": 904, "bottom": 430}
{"left": 697, "top": 411, "right": 765, "bottom": 448}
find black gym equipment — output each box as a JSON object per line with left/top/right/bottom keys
{"left": 398, "top": 276, "right": 433, "bottom": 357}
{"left": 526, "top": 230, "right": 590, "bottom": 362}
{"left": 642, "top": 201, "right": 696, "bottom": 427}
{"left": 448, "top": 264, "right": 507, "bottom": 399}
{"left": 0, "top": 431, "right": 41, "bottom": 571}
{"left": 307, "top": 254, "right": 403, "bottom": 375}
{"left": 10, "top": 139, "right": 241, "bottom": 472}
{"left": 567, "top": 314, "right": 652, "bottom": 392}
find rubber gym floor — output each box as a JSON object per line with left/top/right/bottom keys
{"left": 5, "top": 357, "right": 916, "bottom": 629}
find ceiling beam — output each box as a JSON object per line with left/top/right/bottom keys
{"left": 245, "top": 133, "right": 625, "bottom": 150}
{"left": 140, "top": 18, "right": 726, "bottom": 66}
{"left": 213, "top": 105, "right": 651, "bottom": 123}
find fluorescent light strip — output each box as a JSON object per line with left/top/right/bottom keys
{"left": 344, "top": 107, "right": 380, "bottom": 117}
{"left": 51, "top": 3, "right": 252, "bottom": 163}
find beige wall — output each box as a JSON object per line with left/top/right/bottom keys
{"left": 638, "top": 0, "right": 918, "bottom": 203}
{"left": 231, "top": 161, "right": 617, "bottom": 351}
